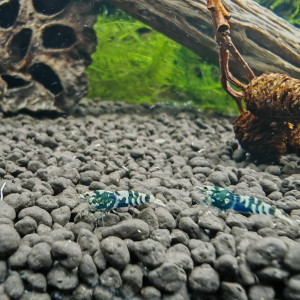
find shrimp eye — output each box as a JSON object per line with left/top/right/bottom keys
{"left": 224, "top": 198, "right": 230, "bottom": 204}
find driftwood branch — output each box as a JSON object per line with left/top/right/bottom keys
{"left": 110, "top": 0, "right": 300, "bottom": 80}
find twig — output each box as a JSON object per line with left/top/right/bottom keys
{"left": 0, "top": 182, "right": 6, "bottom": 201}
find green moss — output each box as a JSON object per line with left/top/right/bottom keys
{"left": 86, "top": 12, "right": 237, "bottom": 115}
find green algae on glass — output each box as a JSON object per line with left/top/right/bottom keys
{"left": 86, "top": 12, "right": 237, "bottom": 115}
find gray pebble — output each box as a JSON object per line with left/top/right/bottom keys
{"left": 4, "top": 192, "right": 35, "bottom": 212}
{"left": 93, "top": 249, "right": 107, "bottom": 272}
{"left": 138, "top": 207, "right": 159, "bottom": 232}
{"left": 102, "top": 219, "right": 150, "bottom": 241}
{"left": 268, "top": 191, "right": 283, "bottom": 201}
{"left": 100, "top": 267, "right": 122, "bottom": 288}
{"left": 150, "top": 229, "right": 171, "bottom": 248}
{"left": 188, "top": 264, "right": 220, "bottom": 293}
{"left": 208, "top": 170, "right": 231, "bottom": 187}
{"left": 170, "top": 229, "right": 189, "bottom": 246}
{"left": 0, "top": 261, "right": 7, "bottom": 283}
{"left": 35, "top": 195, "right": 59, "bottom": 212}
{"left": 167, "top": 244, "right": 191, "bottom": 256}
{"left": 21, "top": 233, "right": 41, "bottom": 247}
{"left": 8, "top": 244, "right": 31, "bottom": 269}
{"left": 221, "top": 282, "right": 247, "bottom": 300}
{"left": 32, "top": 182, "right": 54, "bottom": 195}
{"left": 190, "top": 241, "right": 216, "bottom": 265}
{"left": 166, "top": 200, "right": 189, "bottom": 218}
{"left": 179, "top": 217, "right": 209, "bottom": 241}
{"left": 141, "top": 286, "right": 161, "bottom": 299}
{"left": 15, "top": 216, "right": 37, "bottom": 237}
{"left": 72, "top": 284, "right": 93, "bottom": 300}
{"left": 0, "top": 284, "right": 9, "bottom": 300}
{"left": 100, "top": 236, "right": 130, "bottom": 270}
{"left": 49, "top": 177, "right": 72, "bottom": 194}
{"left": 260, "top": 178, "right": 280, "bottom": 194}
{"left": 27, "top": 161, "right": 46, "bottom": 173}
{"left": 19, "top": 292, "right": 51, "bottom": 300}
{"left": 232, "top": 148, "right": 246, "bottom": 162}
{"left": 131, "top": 239, "right": 165, "bottom": 268}
{"left": 80, "top": 170, "right": 101, "bottom": 185}
{"left": 246, "top": 237, "right": 287, "bottom": 269}
{"left": 78, "top": 254, "right": 99, "bottom": 287}
{"left": 93, "top": 286, "right": 114, "bottom": 300}
{"left": 284, "top": 243, "right": 300, "bottom": 272}
{"left": 238, "top": 258, "right": 256, "bottom": 286}
{"left": 121, "top": 264, "right": 143, "bottom": 297}
{"left": 257, "top": 266, "right": 289, "bottom": 282}
{"left": 284, "top": 274, "right": 300, "bottom": 299}
{"left": 18, "top": 206, "right": 52, "bottom": 227}
{"left": 266, "top": 165, "right": 281, "bottom": 176}
{"left": 50, "top": 228, "right": 74, "bottom": 241}
{"left": 155, "top": 207, "right": 176, "bottom": 230}
{"left": 58, "top": 187, "right": 81, "bottom": 209}
{"left": 20, "top": 270, "right": 47, "bottom": 292}
{"left": 198, "top": 210, "right": 226, "bottom": 232}
{"left": 189, "top": 157, "right": 210, "bottom": 168}
{"left": 212, "top": 232, "right": 236, "bottom": 256}
{"left": 72, "top": 222, "right": 94, "bottom": 239}
{"left": 165, "top": 251, "right": 193, "bottom": 272}
{"left": 28, "top": 242, "right": 52, "bottom": 271}
{"left": 47, "top": 263, "right": 78, "bottom": 290}
{"left": 148, "top": 263, "right": 186, "bottom": 293}
{"left": 37, "top": 224, "right": 52, "bottom": 236}
{"left": 214, "top": 254, "right": 238, "bottom": 281}
{"left": 51, "top": 206, "right": 71, "bottom": 226}
{"left": 225, "top": 214, "right": 253, "bottom": 229}
{"left": 4, "top": 272, "right": 24, "bottom": 299}
{"left": 0, "top": 224, "right": 20, "bottom": 258}
{"left": 0, "top": 201, "right": 16, "bottom": 220}
{"left": 51, "top": 240, "right": 82, "bottom": 269}
{"left": 249, "top": 284, "right": 275, "bottom": 300}
{"left": 0, "top": 218, "right": 13, "bottom": 226}
{"left": 249, "top": 214, "right": 274, "bottom": 230}
{"left": 77, "top": 229, "right": 100, "bottom": 256}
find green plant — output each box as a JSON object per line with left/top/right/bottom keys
{"left": 86, "top": 12, "right": 237, "bottom": 115}
{"left": 256, "top": 0, "right": 300, "bottom": 27}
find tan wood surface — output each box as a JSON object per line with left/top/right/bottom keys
{"left": 110, "top": 0, "right": 300, "bottom": 80}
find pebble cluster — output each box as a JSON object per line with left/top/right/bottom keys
{"left": 0, "top": 99, "right": 299, "bottom": 300}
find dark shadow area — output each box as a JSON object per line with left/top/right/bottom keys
{"left": 1, "top": 74, "right": 31, "bottom": 88}
{"left": 29, "top": 62, "right": 63, "bottom": 94}
{"left": 0, "top": 0, "right": 20, "bottom": 28}
{"left": 9, "top": 28, "right": 32, "bottom": 62}
{"left": 33, "top": 0, "right": 70, "bottom": 15}
{"left": 42, "top": 24, "right": 77, "bottom": 49}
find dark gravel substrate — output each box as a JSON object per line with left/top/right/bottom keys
{"left": 0, "top": 98, "right": 299, "bottom": 300}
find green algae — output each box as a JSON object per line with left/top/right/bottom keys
{"left": 86, "top": 11, "right": 237, "bottom": 115}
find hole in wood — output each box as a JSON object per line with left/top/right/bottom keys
{"left": 9, "top": 28, "right": 32, "bottom": 63}
{"left": 0, "top": 0, "right": 20, "bottom": 28}
{"left": 29, "top": 63, "right": 63, "bottom": 94}
{"left": 2, "top": 75, "right": 31, "bottom": 89}
{"left": 42, "top": 24, "right": 77, "bottom": 49}
{"left": 32, "top": 0, "right": 70, "bottom": 16}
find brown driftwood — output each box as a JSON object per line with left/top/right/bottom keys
{"left": 207, "top": 0, "right": 300, "bottom": 161}
{"left": 110, "top": 0, "right": 300, "bottom": 80}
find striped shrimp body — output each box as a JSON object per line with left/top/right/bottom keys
{"left": 198, "top": 186, "right": 293, "bottom": 225}
{"left": 78, "top": 189, "right": 165, "bottom": 213}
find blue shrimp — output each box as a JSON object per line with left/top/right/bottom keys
{"left": 78, "top": 189, "right": 165, "bottom": 213}
{"left": 198, "top": 186, "right": 293, "bottom": 224}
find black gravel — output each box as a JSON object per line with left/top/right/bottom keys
{"left": 0, "top": 98, "right": 299, "bottom": 300}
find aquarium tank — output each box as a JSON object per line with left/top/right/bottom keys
{"left": 0, "top": 0, "right": 299, "bottom": 299}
